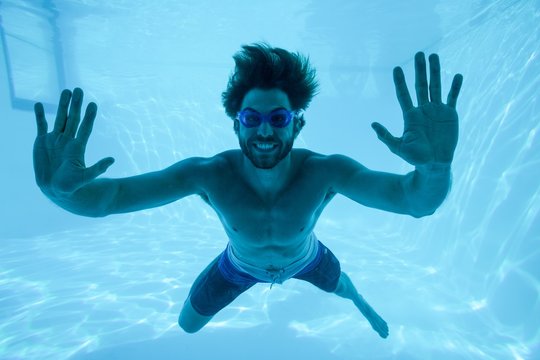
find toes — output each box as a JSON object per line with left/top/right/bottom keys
{"left": 374, "top": 319, "right": 389, "bottom": 338}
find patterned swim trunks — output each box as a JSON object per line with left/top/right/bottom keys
{"left": 188, "top": 234, "right": 341, "bottom": 316}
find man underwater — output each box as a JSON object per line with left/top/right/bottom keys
{"left": 33, "top": 43, "right": 463, "bottom": 338}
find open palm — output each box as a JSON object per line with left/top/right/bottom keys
{"left": 372, "top": 52, "right": 463, "bottom": 166}
{"left": 33, "top": 88, "right": 114, "bottom": 197}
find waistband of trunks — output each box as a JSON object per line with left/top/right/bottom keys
{"left": 226, "top": 233, "right": 320, "bottom": 285}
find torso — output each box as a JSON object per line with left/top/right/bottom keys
{"left": 199, "top": 148, "right": 336, "bottom": 269}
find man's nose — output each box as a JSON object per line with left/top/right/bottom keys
{"left": 256, "top": 121, "right": 274, "bottom": 137}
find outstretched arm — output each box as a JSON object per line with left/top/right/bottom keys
{"left": 371, "top": 52, "right": 463, "bottom": 216}
{"left": 33, "top": 88, "right": 208, "bottom": 217}
{"left": 330, "top": 52, "right": 463, "bottom": 217}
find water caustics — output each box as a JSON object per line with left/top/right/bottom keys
{"left": 0, "top": 0, "right": 539, "bottom": 359}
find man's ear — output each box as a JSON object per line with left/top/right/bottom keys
{"left": 233, "top": 119, "right": 239, "bottom": 135}
{"left": 293, "top": 115, "right": 304, "bottom": 139}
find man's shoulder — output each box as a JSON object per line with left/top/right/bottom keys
{"left": 195, "top": 150, "right": 242, "bottom": 178}
{"left": 210, "top": 149, "right": 240, "bottom": 168}
{"left": 294, "top": 147, "right": 326, "bottom": 163}
{"left": 300, "top": 151, "right": 370, "bottom": 185}
{"left": 166, "top": 151, "right": 234, "bottom": 181}
{"left": 296, "top": 149, "right": 350, "bottom": 168}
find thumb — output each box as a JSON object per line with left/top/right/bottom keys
{"left": 371, "top": 122, "right": 401, "bottom": 155}
{"left": 85, "top": 157, "right": 115, "bottom": 182}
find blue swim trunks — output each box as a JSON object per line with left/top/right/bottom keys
{"left": 188, "top": 238, "right": 341, "bottom": 317}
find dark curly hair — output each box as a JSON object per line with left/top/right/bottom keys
{"left": 221, "top": 42, "right": 319, "bottom": 134}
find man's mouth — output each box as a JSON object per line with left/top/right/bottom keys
{"left": 253, "top": 141, "right": 278, "bottom": 152}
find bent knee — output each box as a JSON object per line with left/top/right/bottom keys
{"left": 178, "top": 299, "right": 213, "bottom": 334}
{"left": 178, "top": 319, "right": 202, "bottom": 334}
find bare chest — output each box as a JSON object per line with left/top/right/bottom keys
{"left": 201, "top": 151, "right": 334, "bottom": 262}
{"left": 210, "top": 176, "right": 331, "bottom": 240}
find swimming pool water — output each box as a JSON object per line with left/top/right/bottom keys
{"left": 1, "top": 1, "right": 539, "bottom": 359}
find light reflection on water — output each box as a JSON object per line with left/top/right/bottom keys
{"left": 1, "top": 0, "right": 539, "bottom": 359}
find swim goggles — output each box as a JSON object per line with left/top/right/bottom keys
{"left": 236, "top": 108, "right": 296, "bottom": 128}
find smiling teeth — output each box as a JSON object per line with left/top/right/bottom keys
{"left": 255, "top": 143, "right": 276, "bottom": 150}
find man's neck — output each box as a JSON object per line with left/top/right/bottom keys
{"left": 241, "top": 152, "right": 292, "bottom": 194}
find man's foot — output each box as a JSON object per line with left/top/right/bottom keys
{"left": 334, "top": 273, "right": 389, "bottom": 338}
{"left": 357, "top": 299, "right": 389, "bottom": 338}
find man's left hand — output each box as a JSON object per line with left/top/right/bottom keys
{"left": 372, "top": 52, "right": 463, "bottom": 166}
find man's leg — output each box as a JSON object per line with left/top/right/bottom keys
{"left": 178, "top": 297, "right": 214, "bottom": 334}
{"left": 293, "top": 242, "right": 389, "bottom": 338}
{"left": 333, "top": 272, "right": 389, "bottom": 338}
{"left": 178, "top": 252, "right": 257, "bottom": 334}
{"left": 178, "top": 255, "right": 219, "bottom": 333}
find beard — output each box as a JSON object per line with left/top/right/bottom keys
{"left": 239, "top": 136, "right": 294, "bottom": 169}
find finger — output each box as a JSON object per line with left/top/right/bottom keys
{"left": 415, "top": 52, "right": 429, "bottom": 106}
{"left": 53, "top": 89, "right": 72, "bottom": 133}
{"left": 447, "top": 74, "right": 464, "bottom": 108}
{"left": 34, "top": 102, "right": 48, "bottom": 136}
{"left": 428, "top": 53, "right": 442, "bottom": 103}
{"left": 77, "top": 102, "right": 98, "bottom": 147}
{"left": 84, "top": 157, "right": 115, "bottom": 182}
{"left": 371, "top": 122, "right": 401, "bottom": 155}
{"left": 393, "top": 67, "right": 414, "bottom": 113}
{"left": 65, "top": 87, "right": 84, "bottom": 138}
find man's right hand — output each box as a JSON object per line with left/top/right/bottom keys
{"left": 33, "top": 88, "right": 115, "bottom": 198}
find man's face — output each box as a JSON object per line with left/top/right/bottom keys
{"left": 237, "top": 88, "right": 298, "bottom": 169}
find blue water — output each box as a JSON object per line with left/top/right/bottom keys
{"left": 1, "top": 0, "right": 539, "bottom": 359}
